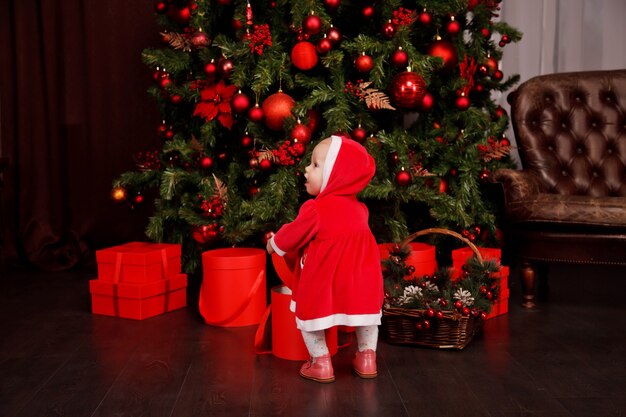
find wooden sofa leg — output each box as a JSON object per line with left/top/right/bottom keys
{"left": 521, "top": 262, "right": 537, "bottom": 309}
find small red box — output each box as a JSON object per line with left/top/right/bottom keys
{"left": 90, "top": 274, "right": 187, "bottom": 320}
{"left": 486, "top": 288, "right": 510, "bottom": 319}
{"left": 451, "top": 247, "right": 503, "bottom": 281}
{"left": 96, "top": 242, "right": 181, "bottom": 284}
{"left": 379, "top": 242, "right": 437, "bottom": 278}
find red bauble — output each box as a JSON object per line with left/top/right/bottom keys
{"left": 446, "top": 19, "right": 461, "bottom": 36}
{"left": 492, "top": 69, "right": 504, "bottom": 81}
{"left": 306, "top": 108, "right": 321, "bottom": 132}
{"left": 324, "top": 0, "right": 340, "bottom": 10}
{"left": 303, "top": 14, "right": 322, "bottom": 35}
{"left": 290, "top": 123, "right": 312, "bottom": 143}
{"left": 216, "top": 0, "right": 232, "bottom": 5}
{"left": 500, "top": 136, "right": 511, "bottom": 147}
{"left": 241, "top": 134, "right": 254, "bottom": 148}
{"left": 438, "top": 178, "right": 449, "bottom": 194}
{"left": 231, "top": 91, "right": 251, "bottom": 113}
{"left": 232, "top": 18, "right": 243, "bottom": 31}
{"left": 262, "top": 92, "right": 295, "bottom": 131}
{"left": 362, "top": 5, "right": 375, "bottom": 19}
{"left": 218, "top": 57, "right": 234, "bottom": 78}
{"left": 327, "top": 26, "right": 342, "bottom": 44}
{"left": 395, "top": 170, "right": 411, "bottom": 186}
{"left": 495, "top": 106, "right": 507, "bottom": 118}
{"left": 160, "top": 77, "right": 172, "bottom": 89}
{"left": 154, "top": 0, "right": 168, "bottom": 14}
{"left": 167, "top": 6, "right": 191, "bottom": 24}
{"left": 204, "top": 60, "right": 218, "bottom": 78}
{"left": 418, "top": 11, "right": 432, "bottom": 25}
{"left": 248, "top": 104, "right": 264, "bottom": 123}
{"left": 382, "top": 21, "right": 396, "bottom": 39}
{"left": 479, "top": 168, "right": 491, "bottom": 181}
{"left": 259, "top": 158, "right": 273, "bottom": 170}
{"left": 501, "top": 34, "right": 511, "bottom": 44}
{"left": 201, "top": 156, "right": 214, "bottom": 169}
{"left": 291, "top": 41, "right": 318, "bottom": 70}
{"left": 191, "top": 32, "right": 209, "bottom": 47}
{"left": 192, "top": 225, "right": 219, "bottom": 245}
{"left": 170, "top": 94, "right": 182, "bottom": 104}
{"left": 355, "top": 53, "right": 374, "bottom": 73}
{"left": 486, "top": 56, "right": 498, "bottom": 72}
{"left": 468, "top": 0, "right": 479, "bottom": 10}
{"left": 134, "top": 193, "right": 144, "bottom": 205}
{"left": 351, "top": 126, "right": 368, "bottom": 143}
{"left": 420, "top": 92, "right": 434, "bottom": 111}
{"left": 428, "top": 40, "right": 458, "bottom": 71}
{"left": 391, "top": 48, "right": 408, "bottom": 68}
{"left": 481, "top": 27, "right": 491, "bottom": 38}
{"left": 389, "top": 71, "right": 427, "bottom": 109}
{"left": 456, "top": 94, "right": 470, "bottom": 111}
{"left": 316, "top": 37, "right": 333, "bottom": 55}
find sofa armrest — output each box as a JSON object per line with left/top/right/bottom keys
{"left": 493, "top": 169, "right": 546, "bottom": 205}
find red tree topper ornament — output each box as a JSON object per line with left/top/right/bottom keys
{"left": 389, "top": 70, "right": 427, "bottom": 109}
{"left": 261, "top": 91, "right": 295, "bottom": 130}
{"left": 428, "top": 38, "right": 458, "bottom": 71}
{"left": 291, "top": 41, "right": 318, "bottom": 70}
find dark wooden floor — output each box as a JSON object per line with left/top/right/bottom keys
{"left": 1, "top": 263, "right": 624, "bottom": 417}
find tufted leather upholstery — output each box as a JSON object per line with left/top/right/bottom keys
{"left": 494, "top": 70, "right": 626, "bottom": 308}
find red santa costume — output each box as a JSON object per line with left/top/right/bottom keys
{"left": 270, "top": 135, "right": 383, "bottom": 332}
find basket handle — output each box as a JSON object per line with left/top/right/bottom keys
{"left": 400, "top": 227, "right": 484, "bottom": 264}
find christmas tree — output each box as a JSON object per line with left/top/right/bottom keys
{"left": 113, "top": 0, "right": 521, "bottom": 272}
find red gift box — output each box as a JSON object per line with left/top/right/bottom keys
{"left": 451, "top": 246, "right": 502, "bottom": 281}
{"left": 379, "top": 242, "right": 437, "bottom": 279}
{"left": 90, "top": 273, "right": 187, "bottom": 320}
{"left": 199, "top": 248, "right": 267, "bottom": 327}
{"left": 96, "top": 242, "right": 182, "bottom": 284}
{"left": 486, "top": 287, "right": 510, "bottom": 319}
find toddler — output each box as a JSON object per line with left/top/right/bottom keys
{"left": 267, "top": 135, "right": 383, "bottom": 383}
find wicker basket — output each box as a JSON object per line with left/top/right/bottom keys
{"left": 381, "top": 228, "right": 485, "bottom": 350}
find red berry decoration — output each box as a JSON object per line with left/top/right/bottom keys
{"left": 389, "top": 70, "right": 427, "bottom": 109}
{"left": 351, "top": 126, "right": 367, "bottom": 143}
{"left": 382, "top": 21, "right": 396, "bottom": 39}
{"left": 316, "top": 37, "right": 333, "bottom": 55}
{"left": 291, "top": 41, "right": 318, "bottom": 70}
{"left": 290, "top": 122, "right": 312, "bottom": 143}
{"left": 262, "top": 91, "right": 295, "bottom": 131}
{"left": 456, "top": 94, "right": 470, "bottom": 111}
{"left": 395, "top": 169, "right": 411, "bottom": 186}
{"left": 438, "top": 178, "right": 449, "bottom": 194}
{"left": 454, "top": 300, "right": 463, "bottom": 309}
{"left": 391, "top": 47, "right": 408, "bottom": 68}
{"left": 355, "top": 53, "right": 374, "bottom": 73}
{"left": 428, "top": 39, "right": 458, "bottom": 71}
{"left": 248, "top": 104, "right": 264, "bottom": 123}
{"left": 303, "top": 14, "right": 322, "bottom": 35}
{"left": 231, "top": 91, "right": 251, "bottom": 113}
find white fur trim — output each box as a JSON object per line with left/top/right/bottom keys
{"left": 269, "top": 236, "right": 286, "bottom": 256}
{"left": 320, "top": 135, "right": 342, "bottom": 193}
{"left": 289, "top": 303, "right": 382, "bottom": 332}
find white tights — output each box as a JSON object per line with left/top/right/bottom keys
{"left": 301, "top": 325, "right": 379, "bottom": 358}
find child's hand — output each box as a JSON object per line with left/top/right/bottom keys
{"left": 266, "top": 238, "right": 275, "bottom": 254}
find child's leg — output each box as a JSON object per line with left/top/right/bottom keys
{"left": 355, "top": 325, "right": 379, "bottom": 352}
{"left": 299, "top": 330, "right": 334, "bottom": 383}
{"left": 300, "top": 329, "right": 330, "bottom": 357}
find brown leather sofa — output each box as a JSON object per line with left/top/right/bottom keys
{"left": 494, "top": 70, "right": 626, "bottom": 308}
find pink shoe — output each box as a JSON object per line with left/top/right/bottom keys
{"left": 299, "top": 354, "right": 335, "bottom": 383}
{"left": 353, "top": 349, "right": 377, "bottom": 379}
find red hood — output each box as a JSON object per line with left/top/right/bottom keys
{"left": 317, "top": 136, "right": 376, "bottom": 198}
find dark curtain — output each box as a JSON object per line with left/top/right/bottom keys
{"left": 0, "top": 1, "right": 161, "bottom": 271}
